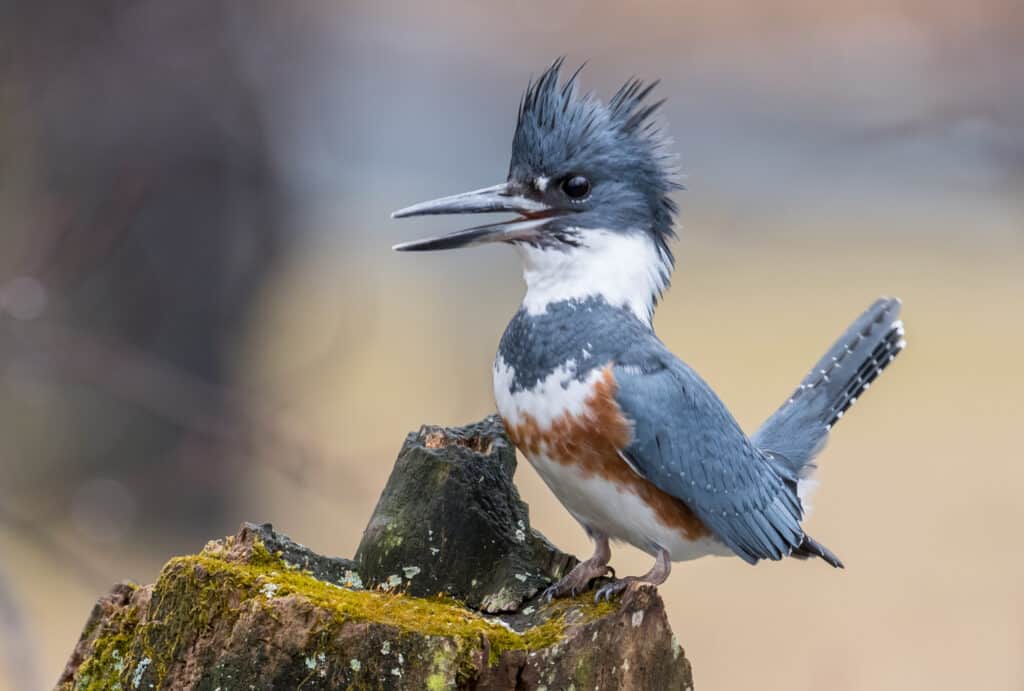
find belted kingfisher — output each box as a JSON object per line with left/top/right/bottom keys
{"left": 392, "top": 59, "right": 905, "bottom": 601}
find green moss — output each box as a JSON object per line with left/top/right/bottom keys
{"left": 572, "top": 648, "right": 597, "bottom": 689}
{"left": 249, "top": 538, "right": 280, "bottom": 567}
{"left": 70, "top": 539, "right": 615, "bottom": 688}
{"left": 426, "top": 672, "right": 449, "bottom": 691}
{"left": 422, "top": 640, "right": 460, "bottom": 689}
{"left": 160, "top": 547, "right": 607, "bottom": 659}
{"left": 70, "top": 603, "right": 142, "bottom": 691}
{"left": 375, "top": 525, "right": 405, "bottom": 554}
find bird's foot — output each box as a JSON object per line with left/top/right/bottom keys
{"left": 542, "top": 559, "right": 615, "bottom": 602}
{"left": 593, "top": 577, "right": 641, "bottom": 602}
{"left": 593, "top": 548, "right": 672, "bottom": 602}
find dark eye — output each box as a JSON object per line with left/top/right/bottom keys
{"left": 561, "top": 175, "right": 591, "bottom": 200}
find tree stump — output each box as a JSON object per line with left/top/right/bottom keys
{"left": 57, "top": 417, "right": 694, "bottom": 690}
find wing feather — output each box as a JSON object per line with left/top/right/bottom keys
{"left": 613, "top": 345, "right": 806, "bottom": 564}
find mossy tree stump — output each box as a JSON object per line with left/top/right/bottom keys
{"left": 58, "top": 417, "right": 694, "bottom": 690}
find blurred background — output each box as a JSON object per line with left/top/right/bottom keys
{"left": 1, "top": 1, "right": 1021, "bottom": 689}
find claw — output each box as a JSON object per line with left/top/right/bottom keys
{"left": 593, "top": 579, "right": 630, "bottom": 603}
{"left": 541, "top": 557, "right": 615, "bottom": 602}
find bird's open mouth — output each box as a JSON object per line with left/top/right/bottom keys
{"left": 391, "top": 182, "right": 561, "bottom": 251}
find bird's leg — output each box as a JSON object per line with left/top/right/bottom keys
{"left": 542, "top": 533, "right": 613, "bottom": 601}
{"left": 593, "top": 547, "right": 671, "bottom": 602}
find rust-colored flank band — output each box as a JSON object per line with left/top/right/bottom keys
{"left": 502, "top": 366, "right": 710, "bottom": 540}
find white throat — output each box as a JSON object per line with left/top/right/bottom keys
{"left": 516, "top": 229, "right": 671, "bottom": 324}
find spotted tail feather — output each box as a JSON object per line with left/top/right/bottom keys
{"left": 753, "top": 297, "right": 905, "bottom": 476}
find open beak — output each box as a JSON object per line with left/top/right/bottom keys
{"left": 391, "top": 182, "right": 556, "bottom": 251}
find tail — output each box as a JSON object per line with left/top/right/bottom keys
{"left": 753, "top": 296, "right": 906, "bottom": 478}
{"left": 792, "top": 534, "right": 844, "bottom": 568}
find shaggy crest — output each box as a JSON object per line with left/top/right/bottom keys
{"left": 509, "top": 58, "right": 682, "bottom": 264}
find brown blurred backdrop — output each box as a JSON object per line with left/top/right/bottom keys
{"left": 1, "top": 1, "right": 1021, "bottom": 689}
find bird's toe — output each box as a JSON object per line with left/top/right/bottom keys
{"left": 593, "top": 579, "right": 631, "bottom": 602}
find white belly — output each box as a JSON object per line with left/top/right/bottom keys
{"left": 525, "top": 449, "right": 731, "bottom": 561}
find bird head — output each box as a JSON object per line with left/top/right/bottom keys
{"left": 392, "top": 59, "right": 682, "bottom": 322}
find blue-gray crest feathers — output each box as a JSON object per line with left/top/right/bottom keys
{"left": 510, "top": 58, "right": 682, "bottom": 264}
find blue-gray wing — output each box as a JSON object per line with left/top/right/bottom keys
{"left": 613, "top": 349, "right": 805, "bottom": 564}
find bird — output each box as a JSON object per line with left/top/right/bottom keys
{"left": 390, "top": 58, "right": 905, "bottom": 601}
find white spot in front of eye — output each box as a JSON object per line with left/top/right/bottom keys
{"left": 535, "top": 176, "right": 549, "bottom": 192}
